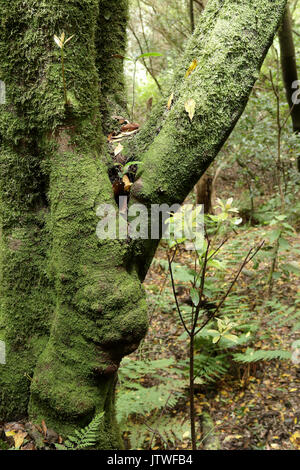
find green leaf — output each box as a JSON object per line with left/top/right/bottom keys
{"left": 278, "top": 237, "right": 290, "bottom": 251}
{"left": 223, "top": 334, "right": 239, "bottom": 343}
{"left": 268, "top": 229, "right": 281, "bottom": 243}
{"left": 190, "top": 288, "right": 199, "bottom": 306}
{"left": 136, "top": 52, "right": 163, "bottom": 60}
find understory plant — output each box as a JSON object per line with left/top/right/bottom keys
{"left": 164, "top": 198, "right": 264, "bottom": 450}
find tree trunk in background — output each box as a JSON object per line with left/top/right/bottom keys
{"left": 95, "top": 0, "right": 129, "bottom": 133}
{"left": 278, "top": 5, "right": 300, "bottom": 132}
{"left": 195, "top": 165, "right": 222, "bottom": 214}
{"left": 0, "top": 0, "right": 287, "bottom": 448}
{"left": 278, "top": 5, "right": 300, "bottom": 171}
{"left": 195, "top": 173, "right": 214, "bottom": 213}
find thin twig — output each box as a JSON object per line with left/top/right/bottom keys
{"left": 168, "top": 253, "right": 191, "bottom": 336}
{"left": 195, "top": 241, "right": 265, "bottom": 335}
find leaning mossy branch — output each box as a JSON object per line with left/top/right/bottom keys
{"left": 129, "top": 0, "right": 287, "bottom": 278}
{"left": 132, "top": 0, "right": 288, "bottom": 206}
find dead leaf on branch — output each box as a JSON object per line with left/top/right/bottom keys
{"left": 122, "top": 175, "right": 132, "bottom": 192}
{"left": 41, "top": 419, "right": 47, "bottom": 437}
{"left": 185, "top": 59, "right": 198, "bottom": 78}
{"left": 184, "top": 98, "right": 196, "bottom": 121}
{"left": 167, "top": 92, "right": 174, "bottom": 110}
{"left": 110, "top": 129, "right": 140, "bottom": 143}
{"left": 121, "top": 122, "right": 140, "bottom": 132}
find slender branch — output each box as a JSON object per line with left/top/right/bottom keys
{"left": 190, "top": 0, "right": 195, "bottom": 33}
{"left": 128, "top": 24, "right": 162, "bottom": 92}
{"left": 195, "top": 241, "right": 265, "bottom": 335}
{"left": 168, "top": 253, "right": 191, "bottom": 336}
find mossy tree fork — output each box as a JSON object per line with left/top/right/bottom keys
{"left": 0, "top": 0, "right": 287, "bottom": 449}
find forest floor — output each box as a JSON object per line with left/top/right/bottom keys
{"left": 138, "top": 167, "right": 300, "bottom": 451}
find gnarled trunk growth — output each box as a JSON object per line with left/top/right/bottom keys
{"left": 0, "top": 0, "right": 287, "bottom": 449}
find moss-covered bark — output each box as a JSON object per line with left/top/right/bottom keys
{"left": 29, "top": 121, "right": 148, "bottom": 442}
{"left": 95, "top": 0, "right": 129, "bottom": 132}
{"left": 0, "top": 0, "right": 147, "bottom": 447}
{"left": 0, "top": 0, "right": 54, "bottom": 419}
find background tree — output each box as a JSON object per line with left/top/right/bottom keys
{"left": 279, "top": 4, "right": 300, "bottom": 131}
{"left": 0, "top": 0, "right": 288, "bottom": 449}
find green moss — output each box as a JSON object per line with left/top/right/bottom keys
{"left": 0, "top": 0, "right": 146, "bottom": 447}
{"left": 95, "top": 0, "right": 129, "bottom": 132}
{"left": 29, "top": 136, "right": 148, "bottom": 439}
{"left": 128, "top": 0, "right": 287, "bottom": 280}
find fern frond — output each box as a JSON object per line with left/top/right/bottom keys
{"left": 233, "top": 348, "right": 291, "bottom": 363}
{"left": 60, "top": 412, "right": 104, "bottom": 450}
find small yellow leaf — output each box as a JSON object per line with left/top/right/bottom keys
{"left": 184, "top": 98, "right": 196, "bottom": 121}
{"left": 64, "top": 34, "right": 75, "bottom": 45}
{"left": 122, "top": 175, "right": 132, "bottom": 192}
{"left": 114, "top": 143, "right": 124, "bottom": 157}
{"left": 290, "top": 431, "right": 300, "bottom": 449}
{"left": 185, "top": 59, "right": 198, "bottom": 78}
{"left": 167, "top": 92, "right": 174, "bottom": 110}
{"left": 54, "top": 35, "right": 63, "bottom": 49}
{"left": 5, "top": 430, "right": 16, "bottom": 437}
{"left": 60, "top": 32, "right": 65, "bottom": 43}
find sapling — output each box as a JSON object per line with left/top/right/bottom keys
{"left": 164, "top": 199, "right": 263, "bottom": 450}
{"left": 54, "top": 32, "right": 74, "bottom": 106}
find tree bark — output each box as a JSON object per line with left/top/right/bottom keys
{"left": 95, "top": 0, "right": 129, "bottom": 132}
{"left": 278, "top": 5, "right": 300, "bottom": 133}
{"left": 0, "top": 0, "right": 54, "bottom": 420}
{"left": 0, "top": 0, "right": 287, "bottom": 448}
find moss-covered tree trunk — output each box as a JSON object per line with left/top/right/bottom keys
{"left": 0, "top": 0, "right": 287, "bottom": 449}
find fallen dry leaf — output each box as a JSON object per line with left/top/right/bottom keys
{"left": 185, "top": 59, "right": 198, "bottom": 78}
{"left": 21, "top": 441, "right": 36, "bottom": 451}
{"left": 14, "top": 430, "right": 28, "bottom": 449}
